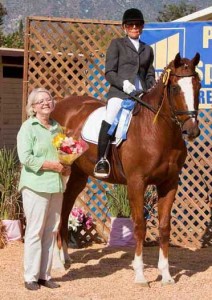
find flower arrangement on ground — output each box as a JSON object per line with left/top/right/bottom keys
{"left": 52, "top": 131, "right": 89, "bottom": 165}
{"left": 68, "top": 206, "right": 93, "bottom": 232}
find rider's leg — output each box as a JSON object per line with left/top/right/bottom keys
{"left": 105, "top": 97, "right": 123, "bottom": 124}
{"left": 94, "top": 97, "right": 123, "bottom": 178}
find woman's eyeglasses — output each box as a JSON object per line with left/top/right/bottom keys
{"left": 34, "top": 98, "right": 52, "bottom": 105}
{"left": 125, "top": 22, "right": 143, "bottom": 29}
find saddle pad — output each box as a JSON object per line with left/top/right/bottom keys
{"left": 81, "top": 106, "right": 132, "bottom": 146}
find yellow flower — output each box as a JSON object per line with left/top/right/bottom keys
{"left": 52, "top": 133, "right": 66, "bottom": 148}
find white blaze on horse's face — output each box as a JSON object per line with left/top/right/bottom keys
{"left": 178, "top": 77, "right": 195, "bottom": 113}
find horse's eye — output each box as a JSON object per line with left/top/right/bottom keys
{"left": 171, "top": 85, "right": 180, "bottom": 93}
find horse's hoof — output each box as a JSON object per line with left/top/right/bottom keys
{"left": 64, "top": 260, "right": 71, "bottom": 269}
{"left": 161, "top": 279, "right": 175, "bottom": 286}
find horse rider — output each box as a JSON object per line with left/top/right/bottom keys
{"left": 94, "top": 8, "right": 156, "bottom": 178}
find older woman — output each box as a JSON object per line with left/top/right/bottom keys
{"left": 17, "top": 88, "right": 70, "bottom": 291}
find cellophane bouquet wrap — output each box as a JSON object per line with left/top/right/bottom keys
{"left": 52, "top": 132, "right": 89, "bottom": 165}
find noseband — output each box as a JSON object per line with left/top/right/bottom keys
{"left": 168, "top": 72, "right": 199, "bottom": 128}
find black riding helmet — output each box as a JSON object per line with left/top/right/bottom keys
{"left": 122, "top": 8, "right": 144, "bottom": 25}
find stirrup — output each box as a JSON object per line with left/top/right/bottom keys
{"left": 93, "top": 158, "right": 111, "bottom": 178}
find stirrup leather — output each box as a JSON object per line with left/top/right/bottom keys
{"left": 93, "top": 158, "right": 111, "bottom": 178}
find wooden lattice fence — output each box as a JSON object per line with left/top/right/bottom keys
{"left": 23, "top": 16, "right": 211, "bottom": 249}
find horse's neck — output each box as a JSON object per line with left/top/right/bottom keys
{"left": 143, "top": 79, "right": 181, "bottom": 136}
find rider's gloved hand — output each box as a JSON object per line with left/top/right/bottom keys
{"left": 123, "top": 80, "right": 136, "bottom": 95}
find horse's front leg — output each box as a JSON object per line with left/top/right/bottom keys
{"left": 127, "top": 178, "right": 148, "bottom": 286}
{"left": 157, "top": 180, "right": 178, "bottom": 285}
{"left": 58, "top": 166, "right": 88, "bottom": 266}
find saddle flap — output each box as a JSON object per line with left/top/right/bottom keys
{"left": 81, "top": 106, "right": 133, "bottom": 146}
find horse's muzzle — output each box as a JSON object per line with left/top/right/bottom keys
{"left": 182, "top": 119, "right": 200, "bottom": 141}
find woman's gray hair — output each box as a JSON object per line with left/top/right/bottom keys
{"left": 26, "top": 88, "right": 54, "bottom": 117}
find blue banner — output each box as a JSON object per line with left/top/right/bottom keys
{"left": 141, "top": 22, "right": 212, "bottom": 109}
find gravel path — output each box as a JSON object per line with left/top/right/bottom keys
{"left": 0, "top": 242, "right": 211, "bottom": 300}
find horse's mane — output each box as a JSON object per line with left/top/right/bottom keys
{"left": 145, "top": 58, "right": 176, "bottom": 95}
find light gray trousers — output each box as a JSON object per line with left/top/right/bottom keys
{"left": 22, "top": 188, "right": 63, "bottom": 282}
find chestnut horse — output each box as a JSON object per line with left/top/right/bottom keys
{"left": 52, "top": 53, "right": 201, "bottom": 285}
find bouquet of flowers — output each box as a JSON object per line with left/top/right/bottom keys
{"left": 68, "top": 206, "right": 93, "bottom": 232}
{"left": 52, "top": 131, "right": 89, "bottom": 165}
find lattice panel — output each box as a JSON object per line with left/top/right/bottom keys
{"left": 172, "top": 108, "right": 212, "bottom": 248}
{"left": 23, "top": 16, "right": 122, "bottom": 118}
{"left": 73, "top": 178, "right": 112, "bottom": 245}
{"left": 24, "top": 17, "right": 212, "bottom": 249}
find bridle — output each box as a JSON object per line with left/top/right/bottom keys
{"left": 167, "top": 71, "right": 199, "bottom": 128}
{"left": 128, "top": 69, "right": 200, "bottom": 129}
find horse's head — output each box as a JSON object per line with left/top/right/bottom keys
{"left": 165, "top": 52, "right": 201, "bottom": 140}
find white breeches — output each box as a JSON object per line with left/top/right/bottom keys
{"left": 105, "top": 97, "right": 123, "bottom": 124}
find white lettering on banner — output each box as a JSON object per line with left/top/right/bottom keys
{"left": 205, "top": 64, "right": 212, "bottom": 85}
{"left": 203, "top": 26, "right": 212, "bottom": 48}
{"left": 199, "top": 88, "right": 212, "bottom": 108}
{"left": 196, "top": 61, "right": 212, "bottom": 86}
{"left": 196, "top": 62, "right": 204, "bottom": 81}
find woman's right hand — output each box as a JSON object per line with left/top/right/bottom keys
{"left": 51, "top": 162, "right": 65, "bottom": 173}
{"left": 41, "top": 161, "right": 65, "bottom": 173}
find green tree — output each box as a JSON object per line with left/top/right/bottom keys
{"left": 156, "top": 1, "right": 197, "bottom": 22}
{"left": 0, "top": 3, "right": 7, "bottom": 46}
{"left": 0, "top": 3, "right": 7, "bottom": 27}
{"left": 1, "top": 20, "right": 24, "bottom": 48}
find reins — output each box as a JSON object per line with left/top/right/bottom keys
{"left": 129, "top": 93, "right": 158, "bottom": 114}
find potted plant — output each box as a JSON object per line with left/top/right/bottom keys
{"left": 0, "top": 147, "right": 23, "bottom": 243}
{"left": 0, "top": 220, "right": 7, "bottom": 249}
{"left": 106, "top": 184, "right": 158, "bottom": 246}
{"left": 106, "top": 184, "right": 134, "bottom": 246}
{"left": 67, "top": 206, "right": 94, "bottom": 248}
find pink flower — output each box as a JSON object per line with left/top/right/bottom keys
{"left": 53, "top": 131, "right": 88, "bottom": 155}
{"left": 85, "top": 216, "right": 93, "bottom": 230}
{"left": 68, "top": 206, "right": 94, "bottom": 231}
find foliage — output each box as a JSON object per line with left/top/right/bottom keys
{"left": 0, "top": 3, "right": 24, "bottom": 49}
{"left": 1, "top": 20, "right": 24, "bottom": 48}
{"left": 106, "top": 184, "right": 131, "bottom": 218}
{"left": 0, "top": 3, "right": 7, "bottom": 46}
{"left": 0, "top": 3, "right": 7, "bottom": 27}
{"left": 106, "top": 184, "right": 158, "bottom": 219}
{"left": 156, "top": 1, "right": 197, "bottom": 22}
{"left": 0, "top": 147, "right": 22, "bottom": 220}
{"left": 0, "top": 220, "right": 7, "bottom": 248}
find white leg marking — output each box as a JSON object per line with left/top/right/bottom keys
{"left": 158, "top": 248, "right": 174, "bottom": 284}
{"left": 132, "top": 254, "right": 148, "bottom": 285}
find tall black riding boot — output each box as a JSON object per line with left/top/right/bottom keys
{"left": 94, "top": 120, "right": 111, "bottom": 178}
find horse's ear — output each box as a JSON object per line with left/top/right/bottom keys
{"left": 174, "top": 52, "right": 181, "bottom": 68}
{"left": 192, "top": 52, "right": 200, "bottom": 66}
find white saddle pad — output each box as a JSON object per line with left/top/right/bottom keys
{"left": 81, "top": 106, "right": 132, "bottom": 146}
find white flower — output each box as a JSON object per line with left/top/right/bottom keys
{"left": 68, "top": 215, "right": 82, "bottom": 232}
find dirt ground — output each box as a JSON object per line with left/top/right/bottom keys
{"left": 0, "top": 241, "right": 211, "bottom": 300}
